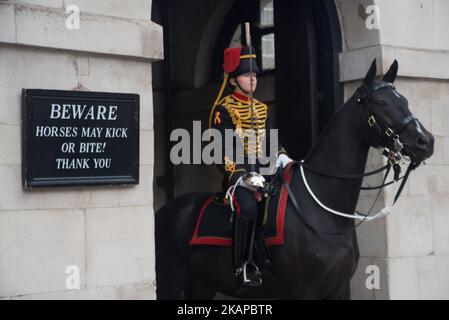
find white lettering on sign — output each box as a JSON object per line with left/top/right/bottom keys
{"left": 105, "top": 127, "right": 128, "bottom": 138}
{"left": 79, "top": 142, "right": 106, "bottom": 153}
{"left": 56, "top": 158, "right": 90, "bottom": 170}
{"left": 81, "top": 127, "right": 103, "bottom": 138}
{"left": 61, "top": 142, "right": 76, "bottom": 153}
{"left": 50, "top": 104, "right": 118, "bottom": 121}
{"left": 35, "top": 126, "right": 78, "bottom": 138}
{"left": 34, "top": 101, "right": 133, "bottom": 174}
{"left": 93, "top": 158, "right": 111, "bottom": 169}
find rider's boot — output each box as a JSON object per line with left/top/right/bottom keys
{"left": 233, "top": 215, "right": 262, "bottom": 288}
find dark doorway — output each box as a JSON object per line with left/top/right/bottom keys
{"left": 210, "top": 0, "right": 343, "bottom": 160}
{"left": 274, "top": 0, "right": 343, "bottom": 160}
{"left": 151, "top": 0, "right": 342, "bottom": 203}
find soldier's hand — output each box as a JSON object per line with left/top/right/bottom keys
{"left": 276, "top": 153, "right": 293, "bottom": 168}
{"left": 240, "top": 172, "right": 266, "bottom": 192}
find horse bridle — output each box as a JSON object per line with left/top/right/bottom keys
{"left": 357, "top": 82, "right": 419, "bottom": 165}
{"left": 280, "top": 82, "right": 422, "bottom": 235}
{"left": 303, "top": 82, "right": 421, "bottom": 197}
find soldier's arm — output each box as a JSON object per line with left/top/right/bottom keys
{"left": 210, "top": 105, "right": 248, "bottom": 185}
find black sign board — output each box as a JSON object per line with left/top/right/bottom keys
{"left": 22, "top": 89, "right": 139, "bottom": 188}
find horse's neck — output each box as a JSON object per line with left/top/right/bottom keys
{"left": 303, "top": 98, "right": 370, "bottom": 214}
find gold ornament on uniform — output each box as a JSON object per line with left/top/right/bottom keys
{"left": 224, "top": 156, "right": 236, "bottom": 173}
{"left": 214, "top": 111, "right": 221, "bottom": 125}
{"left": 221, "top": 95, "right": 268, "bottom": 157}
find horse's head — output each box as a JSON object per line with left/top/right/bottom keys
{"left": 357, "top": 59, "right": 434, "bottom": 163}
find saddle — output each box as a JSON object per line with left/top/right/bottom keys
{"left": 189, "top": 162, "right": 297, "bottom": 248}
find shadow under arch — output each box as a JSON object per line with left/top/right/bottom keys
{"left": 208, "top": 0, "right": 343, "bottom": 160}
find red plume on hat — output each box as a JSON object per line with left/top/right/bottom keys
{"left": 223, "top": 47, "right": 242, "bottom": 74}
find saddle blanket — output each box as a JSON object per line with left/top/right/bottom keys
{"left": 189, "top": 162, "right": 296, "bottom": 247}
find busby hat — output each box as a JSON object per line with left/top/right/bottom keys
{"left": 209, "top": 46, "right": 259, "bottom": 129}
{"left": 224, "top": 46, "right": 260, "bottom": 77}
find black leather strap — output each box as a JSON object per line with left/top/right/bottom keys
{"left": 300, "top": 161, "right": 391, "bottom": 179}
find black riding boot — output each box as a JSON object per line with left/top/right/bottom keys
{"left": 233, "top": 215, "right": 262, "bottom": 287}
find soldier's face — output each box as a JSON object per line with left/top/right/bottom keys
{"left": 234, "top": 72, "right": 257, "bottom": 94}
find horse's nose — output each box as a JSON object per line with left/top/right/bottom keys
{"left": 415, "top": 134, "right": 430, "bottom": 150}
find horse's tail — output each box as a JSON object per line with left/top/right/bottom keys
{"left": 155, "top": 192, "right": 211, "bottom": 299}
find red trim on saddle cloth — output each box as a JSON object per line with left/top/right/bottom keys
{"left": 189, "top": 163, "right": 297, "bottom": 247}
{"left": 265, "top": 162, "right": 296, "bottom": 246}
{"left": 189, "top": 196, "right": 232, "bottom": 247}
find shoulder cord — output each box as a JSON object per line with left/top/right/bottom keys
{"left": 225, "top": 176, "right": 245, "bottom": 212}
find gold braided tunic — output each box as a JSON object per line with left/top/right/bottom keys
{"left": 209, "top": 92, "right": 287, "bottom": 187}
{"left": 221, "top": 94, "right": 267, "bottom": 157}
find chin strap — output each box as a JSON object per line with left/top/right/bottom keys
{"left": 236, "top": 79, "right": 251, "bottom": 96}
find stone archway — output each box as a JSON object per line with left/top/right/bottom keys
{"left": 151, "top": 0, "right": 394, "bottom": 300}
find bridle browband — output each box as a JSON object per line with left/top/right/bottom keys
{"left": 282, "top": 82, "right": 422, "bottom": 235}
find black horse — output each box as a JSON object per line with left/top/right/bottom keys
{"left": 155, "top": 60, "right": 434, "bottom": 299}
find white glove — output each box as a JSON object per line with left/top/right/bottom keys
{"left": 276, "top": 153, "right": 293, "bottom": 168}
{"left": 239, "top": 172, "right": 266, "bottom": 192}
{"left": 239, "top": 179, "right": 257, "bottom": 192}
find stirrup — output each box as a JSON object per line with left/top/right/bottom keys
{"left": 242, "top": 262, "right": 262, "bottom": 287}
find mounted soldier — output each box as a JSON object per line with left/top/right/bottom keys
{"left": 156, "top": 57, "right": 434, "bottom": 300}
{"left": 209, "top": 44, "right": 293, "bottom": 288}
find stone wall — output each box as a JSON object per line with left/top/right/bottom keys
{"left": 337, "top": 0, "right": 449, "bottom": 299}
{"left": 0, "top": 0, "right": 163, "bottom": 299}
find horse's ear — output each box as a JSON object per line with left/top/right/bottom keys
{"left": 383, "top": 60, "right": 398, "bottom": 83}
{"left": 363, "top": 59, "right": 377, "bottom": 86}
